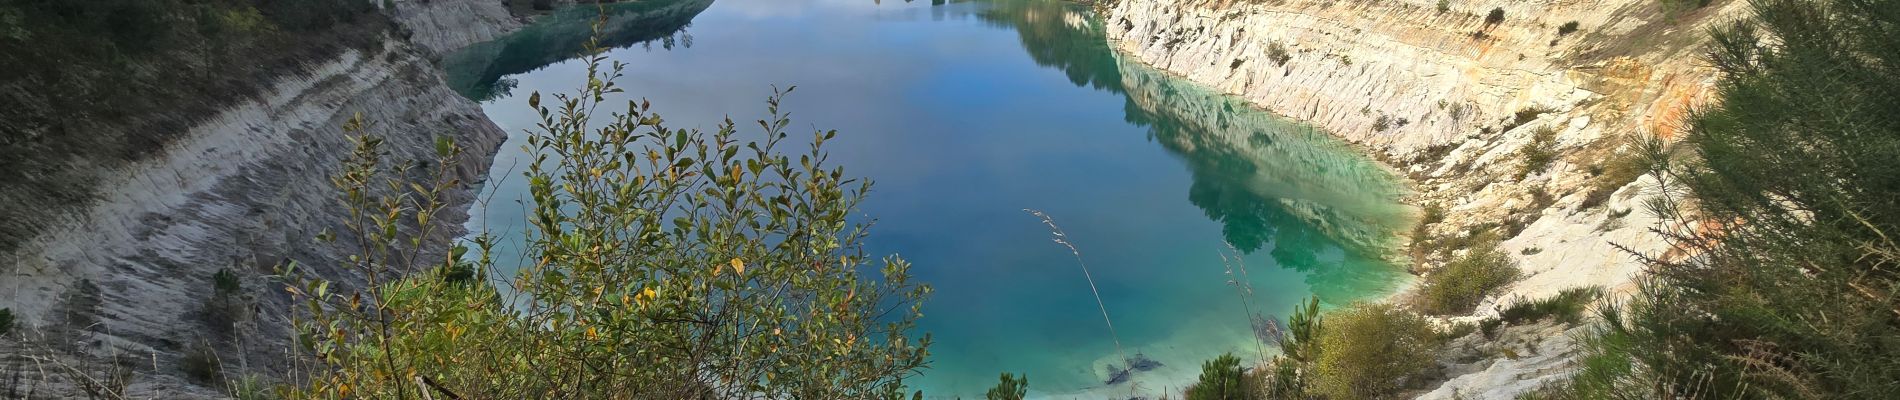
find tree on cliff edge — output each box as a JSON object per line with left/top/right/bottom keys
{"left": 1552, "top": 0, "right": 1900, "bottom": 397}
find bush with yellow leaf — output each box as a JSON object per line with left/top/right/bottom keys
{"left": 280, "top": 41, "right": 931, "bottom": 399}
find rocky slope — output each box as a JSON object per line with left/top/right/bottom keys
{"left": 390, "top": 0, "right": 527, "bottom": 57}
{"left": 0, "top": 1, "right": 515, "bottom": 397}
{"left": 1104, "top": 0, "right": 1745, "bottom": 397}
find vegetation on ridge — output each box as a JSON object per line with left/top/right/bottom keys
{"left": 0, "top": 0, "right": 389, "bottom": 252}
{"left": 1416, "top": 242, "right": 1521, "bottom": 315}
{"left": 1536, "top": 0, "right": 1900, "bottom": 397}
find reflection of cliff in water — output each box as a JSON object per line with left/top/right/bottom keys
{"left": 1115, "top": 58, "right": 1411, "bottom": 255}
{"left": 976, "top": 0, "right": 1123, "bottom": 93}
{"left": 983, "top": 0, "right": 1410, "bottom": 297}
{"left": 444, "top": 0, "right": 716, "bottom": 101}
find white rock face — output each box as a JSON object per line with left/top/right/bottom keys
{"left": 390, "top": 0, "right": 526, "bottom": 56}
{"left": 0, "top": 36, "right": 505, "bottom": 400}
{"left": 1106, "top": 0, "right": 1747, "bottom": 397}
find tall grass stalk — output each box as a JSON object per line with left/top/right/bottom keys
{"left": 1024, "top": 209, "right": 1130, "bottom": 377}
{"left": 1217, "top": 243, "right": 1270, "bottom": 365}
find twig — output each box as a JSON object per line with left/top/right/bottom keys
{"left": 1023, "top": 209, "right": 1130, "bottom": 376}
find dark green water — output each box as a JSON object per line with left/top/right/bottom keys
{"left": 450, "top": 0, "right": 1412, "bottom": 397}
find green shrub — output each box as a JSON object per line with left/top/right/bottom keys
{"left": 438, "top": 244, "right": 479, "bottom": 284}
{"left": 1185, "top": 353, "right": 1254, "bottom": 400}
{"left": 1498, "top": 287, "right": 1602, "bottom": 325}
{"left": 212, "top": 268, "right": 241, "bottom": 295}
{"left": 1502, "top": 106, "right": 1550, "bottom": 132}
{"left": 986, "top": 373, "right": 1027, "bottom": 400}
{"left": 1248, "top": 296, "right": 1325, "bottom": 398}
{"left": 204, "top": 268, "right": 248, "bottom": 335}
{"left": 1515, "top": 127, "right": 1559, "bottom": 179}
{"left": 1485, "top": 8, "right": 1505, "bottom": 25}
{"left": 1437, "top": 0, "right": 1451, "bottom": 13}
{"left": 1314, "top": 303, "right": 1439, "bottom": 399}
{"left": 1266, "top": 41, "right": 1292, "bottom": 66}
{"left": 1553, "top": 0, "right": 1900, "bottom": 395}
{"left": 0, "top": 307, "right": 13, "bottom": 335}
{"left": 1418, "top": 243, "right": 1521, "bottom": 314}
{"left": 1483, "top": 287, "right": 1603, "bottom": 337}
{"left": 1557, "top": 21, "right": 1581, "bottom": 36}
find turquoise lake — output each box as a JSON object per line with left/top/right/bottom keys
{"left": 447, "top": 0, "right": 1414, "bottom": 397}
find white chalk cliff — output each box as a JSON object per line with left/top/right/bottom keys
{"left": 1104, "top": 0, "right": 1746, "bottom": 397}
{"left": 0, "top": 1, "right": 515, "bottom": 397}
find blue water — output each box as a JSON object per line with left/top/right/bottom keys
{"left": 450, "top": 0, "right": 1412, "bottom": 397}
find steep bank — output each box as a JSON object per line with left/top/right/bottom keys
{"left": 1104, "top": 0, "right": 1744, "bottom": 396}
{"left": 390, "top": 0, "right": 526, "bottom": 56}
{"left": 0, "top": 1, "right": 515, "bottom": 397}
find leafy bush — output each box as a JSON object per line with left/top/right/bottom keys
{"left": 1418, "top": 243, "right": 1521, "bottom": 314}
{"left": 1314, "top": 303, "right": 1439, "bottom": 399}
{"left": 1557, "top": 21, "right": 1581, "bottom": 36}
{"left": 1437, "top": 0, "right": 1451, "bottom": 13}
{"left": 1266, "top": 41, "right": 1292, "bottom": 66}
{"left": 1485, "top": 8, "right": 1505, "bottom": 25}
{"left": 986, "top": 373, "right": 1027, "bottom": 400}
{"left": 283, "top": 51, "right": 931, "bottom": 398}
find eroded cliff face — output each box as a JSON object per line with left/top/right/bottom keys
{"left": 1105, "top": 0, "right": 1745, "bottom": 397}
{"left": 0, "top": 3, "right": 514, "bottom": 397}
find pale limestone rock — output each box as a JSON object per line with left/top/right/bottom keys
{"left": 1107, "top": 0, "right": 1749, "bottom": 397}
